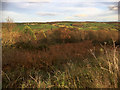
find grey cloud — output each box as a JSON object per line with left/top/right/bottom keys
{"left": 37, "top": 12, "right": 59, "bottom": 16}
{"left": 2, "top": 0, "right": 51, "bottom": 3}
{"left": 109, "top": 5, "right": 118, "bottom": 11}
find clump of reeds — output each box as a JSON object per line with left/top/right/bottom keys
{"left": 90, "top": 40, "right": 119, "bottom": 88}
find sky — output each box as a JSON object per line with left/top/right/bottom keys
{"left": 1, "top": 0, "right": 119, "bottom": 22}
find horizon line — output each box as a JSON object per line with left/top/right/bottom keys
{"left": 0, "top": 20, "right": 119, "bottom": 23}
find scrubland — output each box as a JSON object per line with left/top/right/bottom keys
{"left": 2, "top": 21, "right": 120, "bottom": 88}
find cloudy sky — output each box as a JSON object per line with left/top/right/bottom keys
{"left": 1, "top": 0, "right": 119, "bottom": 22}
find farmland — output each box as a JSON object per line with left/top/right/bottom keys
{"left": 2, "top": 21, "right": 120, "bottom": 88}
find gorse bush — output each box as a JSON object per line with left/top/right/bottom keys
{"left": 2, "top": 31, "right": 20, "bottom": 47}
{"left": 23, "top": 25, "right": 36, "bottom": 40}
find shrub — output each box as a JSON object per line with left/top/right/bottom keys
{"left": 23, "top": 25, "right": 36, "bottom": 40}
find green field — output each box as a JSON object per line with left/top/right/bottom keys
{"left": 14, "top": 22, "right": 119, "bottom": 32}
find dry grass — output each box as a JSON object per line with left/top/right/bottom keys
{"left": 90, "top": 40, "right": 120, "bottom": 88}
{"left": 2, "top": 40, "right": 93, "bottom": 70}
{"left": 2, "top": 22, "right": 120, "bottom": 88}
{"left": 2, "top": 40, "right": 120, "bottom": 88}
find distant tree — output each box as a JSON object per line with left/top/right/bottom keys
{"left": 5, "top": 17, "right": 16, "bottom": 32}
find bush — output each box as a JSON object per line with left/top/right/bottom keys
{"left": 23, "top": 25, "right": 36, "bottom": 40}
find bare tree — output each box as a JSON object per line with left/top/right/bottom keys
{"left": 5, "top": 17, "right": 16, "bottom": 32}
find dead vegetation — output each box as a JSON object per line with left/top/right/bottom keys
{"left": 2, "top": 21, "right": 120, "bottom": 88}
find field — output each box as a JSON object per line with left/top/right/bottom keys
{"left": 2, "top": 21, "right": 120, "bottom": 88}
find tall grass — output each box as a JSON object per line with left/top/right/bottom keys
{"left": 2, "top": 22, "right": 120, "bottom": 88}
{"left": 2, "top": 41, "right": 120, "bottom": 88}
{"left": 90, "top": 40, "right": 119, "bottom": 88}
